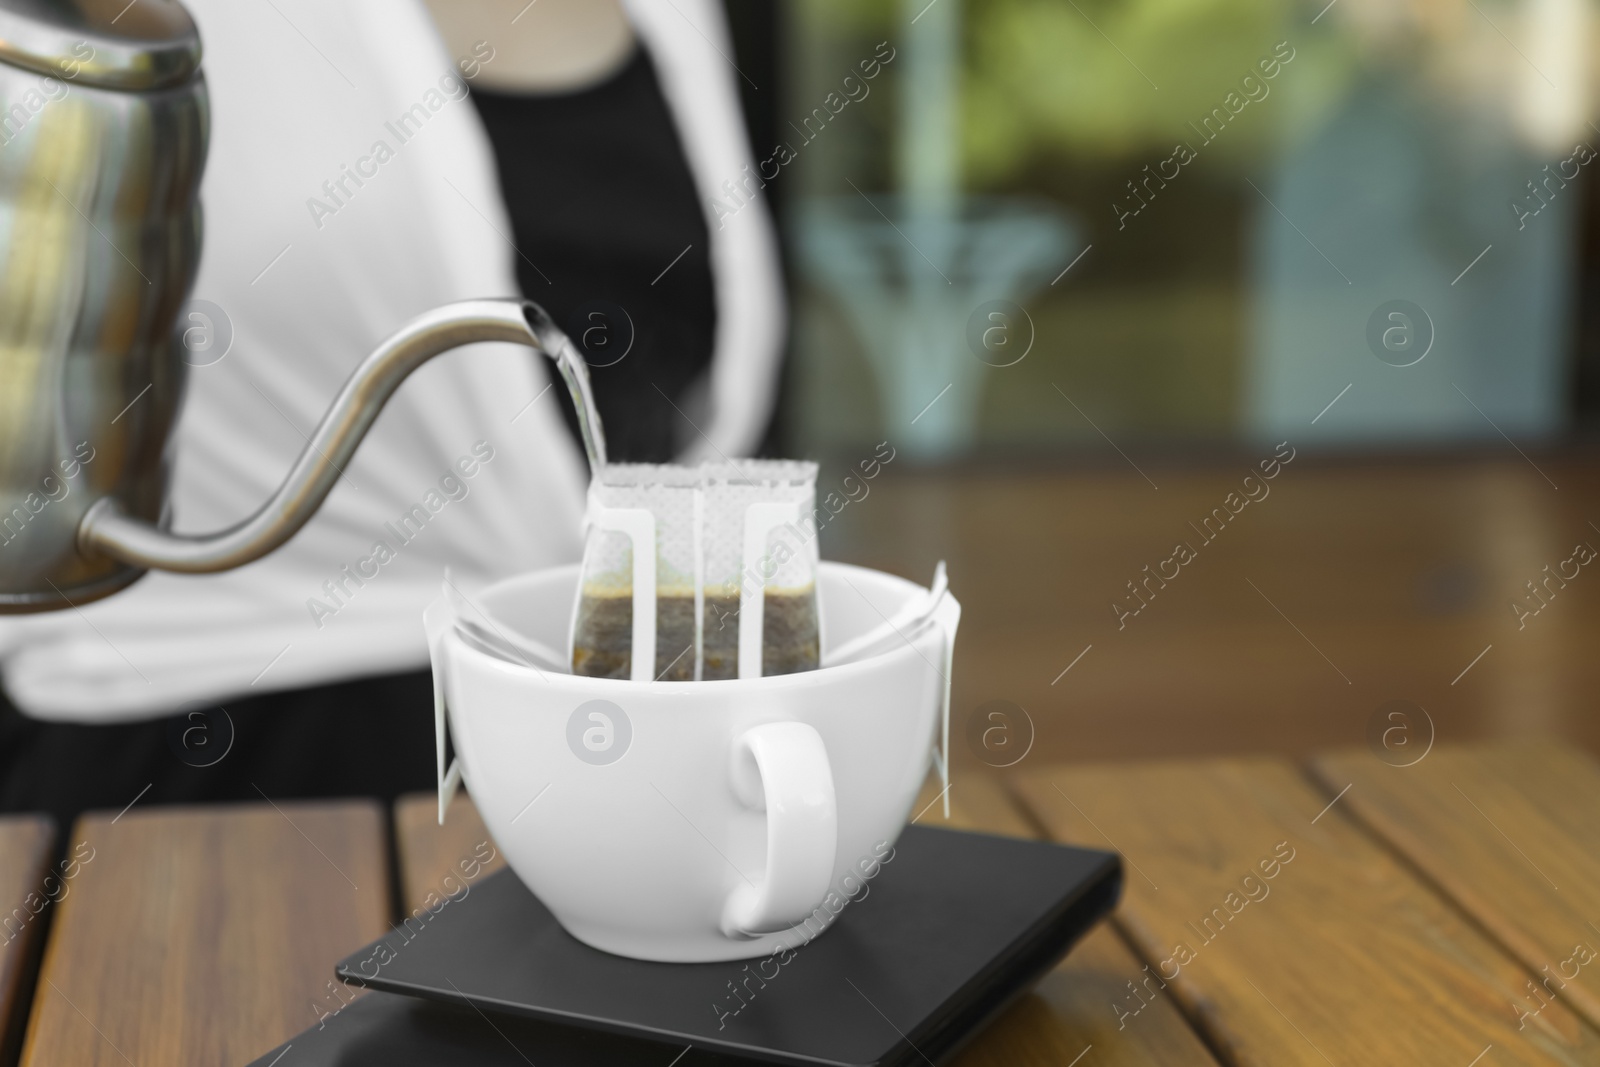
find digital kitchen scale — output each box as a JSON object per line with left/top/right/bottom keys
{"left": 247, "top": 825, "right": 1121, "bottom": 1067}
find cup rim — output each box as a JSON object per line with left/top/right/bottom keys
{"left": 444, "top": 561, "right": 951, "bottom": 692}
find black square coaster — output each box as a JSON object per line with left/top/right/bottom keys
{"left": 276, "top": 825, "right": 1119, "bottom": 1067}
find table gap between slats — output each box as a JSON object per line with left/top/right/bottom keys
{"left": 0, "top": 816, "right": 53, "bottom": 1067}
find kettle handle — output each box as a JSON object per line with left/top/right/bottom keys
{"left": 78, "top": 299, "right": 604, "bottom": 574}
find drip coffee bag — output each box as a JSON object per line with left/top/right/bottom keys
{"left": 570, "top": 461, "right": 821, "bottom": 682}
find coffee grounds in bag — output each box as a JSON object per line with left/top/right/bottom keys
{"left": 572, "top": 587, "right": 819, "bottom": 681}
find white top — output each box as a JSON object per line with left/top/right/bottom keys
{"left": 0, "top": 0, "right": 784, "bottom": 722}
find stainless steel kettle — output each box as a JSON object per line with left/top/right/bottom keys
{"left": 0, "top": 0, "right": 604, "bottom": 614}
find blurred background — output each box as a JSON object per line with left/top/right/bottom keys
{"left": 727, "top": 0, "right": 1600, "bottom": 773}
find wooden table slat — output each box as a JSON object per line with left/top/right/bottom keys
{"left": 0, "top": 815, "right": 54, "bottom": 1067}
{"left": 1311, "top": 740, "right": 1600, "bottom": 1033}
{"left": 1013, "top": 755, "right": 1600, "bottom": 1067}
{"left": 394, "top": 791, "right": 508, "bottom": 918}
{"left": 920, "top": 774, "right": 1222, "bottom": 1067}
{"left": 397, "top": 777, "right": 1220, "bottom": 1066}
{"left": 18, "top": 801, "right": 389, "bottom": 1067}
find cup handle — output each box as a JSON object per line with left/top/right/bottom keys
{"left": 721, "top": 721, "right": 838, "bottom": 937}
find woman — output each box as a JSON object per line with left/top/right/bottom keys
{"left": 0, "top": 0, "right": 784, "bottom": 828}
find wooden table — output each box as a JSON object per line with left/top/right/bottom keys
{"left": 3, "top": 740, "right": 1595, "bottom": 1066}
{"left": 831, "top": 456, "right": 1600, "bottom": 765}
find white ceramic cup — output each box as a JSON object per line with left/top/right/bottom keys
{"left": 426, "top": 561, "right": 959, "bottom": 963}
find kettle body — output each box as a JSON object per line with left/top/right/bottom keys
{"left": 0, "top": 0, "right": 207, "bottom": 612}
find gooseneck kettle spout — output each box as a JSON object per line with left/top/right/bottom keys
{"left": 78, "top": 300, "right": 607, "bottom": 575}
{"left": 1, "top": 292, "right": 606, "bottom": 613}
